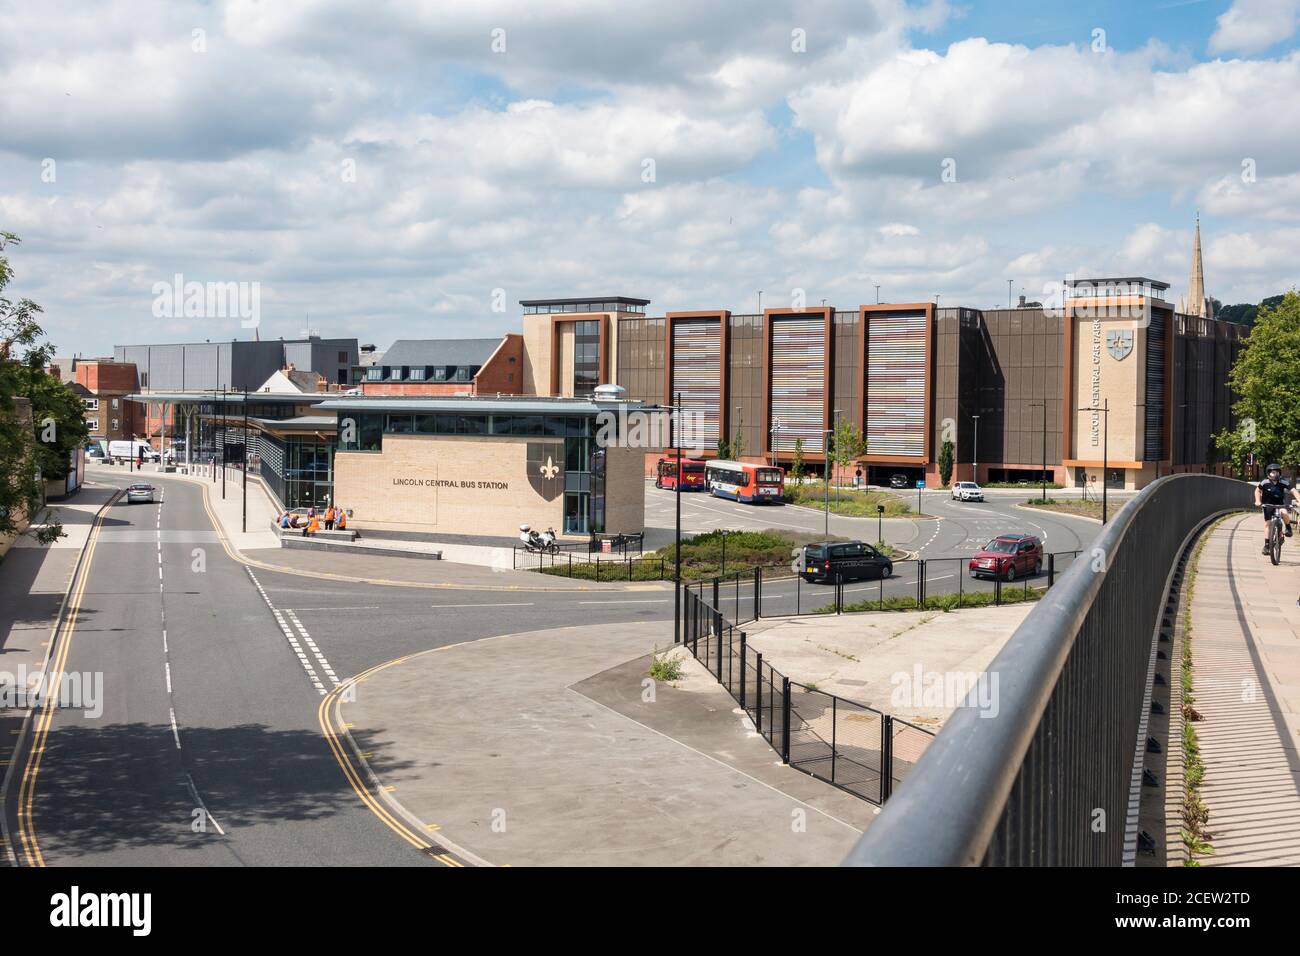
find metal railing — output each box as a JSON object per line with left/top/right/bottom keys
{"left": 843, "top": 473, "right": 1251, "bottom": 866}
{"left": 680, "top": 583, "right": 934, "bottom": 804}
{"left": 678, "top": 551, "right": 1082, "bottom": 622}
{"left": 513, "top": 548, "right": 667, "bottom": 580}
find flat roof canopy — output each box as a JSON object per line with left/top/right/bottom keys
{"left": 127, "top": 391, "right": 337, "bottom": 405}
{"left": 519, "top": 295, "right": 650, "bottom": 308}
{"left": 312, "top": 396, "right": 664, "bottom": 416}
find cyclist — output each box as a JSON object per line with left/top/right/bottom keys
{"left": 1255, "top": 463, "right": 1298, "bottom": 553}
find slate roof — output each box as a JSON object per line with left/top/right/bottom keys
{"left": 378, "top": 338, "right": 503, "bottom": 369}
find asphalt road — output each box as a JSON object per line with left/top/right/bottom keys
{"left": 4, "top": 474, "right": 1105, "bottom": 867}
{"left": 644, "top": 482, "right": 1105, "bottom": 560}
{"left": 4, "top": 473, "right": 683, "bottom": 867}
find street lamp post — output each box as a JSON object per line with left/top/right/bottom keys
{"left": 970, "top": 413, "right": 981, "bottom": 484}
{"left": 1029, "top": 401, "right": 1047, "bottom": 502}
{"left": 673, "top": 392, "right": 683, "bottom": 644}
{"left": 769, "top": 419, "right": 781, "bottom": 468}
{"left": 823, "top": 410, "right": 842, "bottom": 537}
{"left": 242, "top": 388, "right": 249, "bottom": 533}
{"left": 876, "top": 504, "right": 884, "bottom": 549}
{"left": 220, "top": 386, "right": 226, "bottom": 500}
{"left": 1078, "top": 400, "right": 1110, "bottom": 522}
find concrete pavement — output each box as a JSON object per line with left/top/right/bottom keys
{"left": 1188, "top": 513, "right": 1300, "bottom": 866}
{"left": 743, "top": 604, "right": 1035, "bottom": 729}
{"left": 0, "top": 481, "right": 121, "bottom": 866}
{"left": 337, "top": 621, "right": 874, "bottom": 866}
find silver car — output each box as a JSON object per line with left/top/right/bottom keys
{"left": 126, "top": 483, "right": 156, "bottom": 504}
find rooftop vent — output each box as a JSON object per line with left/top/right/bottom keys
{"left": 593, "top": 383, "right": 627, "bottom": 402}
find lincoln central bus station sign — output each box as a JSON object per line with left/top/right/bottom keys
{"left": 316, "top": 395, "right": 662, "bottom": 539}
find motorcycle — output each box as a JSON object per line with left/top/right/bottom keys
{"left": 519, "top": 524, "right": 560, "bottom": 555}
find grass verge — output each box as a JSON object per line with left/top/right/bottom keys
{"left": 813, "top": 585, "right": 1044, "bottom": 614}
{"left": 1022, "top": 497, "right": 1105, "bottom": 521}
{"left": 536, "top": 528, "right": 901, "bottom": 582}
{"left": 784, "top": 483, "right": 913, "bottom": 517}
{"left": 1179, "top": 515, "right": 1228, "bottom": 864}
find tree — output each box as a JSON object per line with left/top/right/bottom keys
{"left": 1217, "top": 294, "right": 1286, "bottom": 328}
{"left": 1214, "top": 291, "right": 1300, "bottom": 474}
{"left": 716, "top": 437, "right": 731, "bottom": 460}
{"left": 791, "top": 438, "right": 805, "bottom": 482}
{"left": 828, "top": 416, "right": 864, "bottom": 502}
{"left": 1, "top": 232, "right": 84, "bottom": 544}
{"left": 730, "top": 425, "right": 745, "bottom": 460}
{"left": 939, "top": 439, "right": 955, "bottom": 487}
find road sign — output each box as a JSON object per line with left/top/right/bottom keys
{"left": 915, "top": 480, "right": 925, "bottom": 489}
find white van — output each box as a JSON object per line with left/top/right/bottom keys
{"left": 107, "top": 439, "right": 160, "bottom": 462}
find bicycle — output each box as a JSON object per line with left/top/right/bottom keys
{"left": 1264, "top": 504, "right": 1288, "bottom": 566}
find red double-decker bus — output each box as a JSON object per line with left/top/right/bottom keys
{"left": 655, "top": 457, "right": 706, "bottom": 491}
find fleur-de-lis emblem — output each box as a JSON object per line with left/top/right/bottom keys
{"left": 539, "top": 456, "right": 559, "bottom": 480}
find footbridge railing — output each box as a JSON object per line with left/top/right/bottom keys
{"left": 843, "top": 473, "right": 1252, "bottom": 866}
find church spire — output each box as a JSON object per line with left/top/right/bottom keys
{"left": 1187, "top": 212, "right": 1207, "bottom": 318}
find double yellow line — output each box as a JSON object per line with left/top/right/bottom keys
{"left": 316, "top": 660, "right": 462, "bottom": 867}
{"left": 12, "top": 489, "right": 120, "bottom": 867}
{"left": 195, "top": 474, "right": 485, "bottom": 865}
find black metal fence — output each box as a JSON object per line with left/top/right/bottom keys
{"left": 512, "top": 548, "right": 668, "bottom": 580}
{"left": 678, "top": 551, "right": 1082, "bottom": 623}
{"left": 680, "top": 584, "right": 934, "bottom": 805}
{"left": 843, "top": 474, "right": 1252, "bottom": 866}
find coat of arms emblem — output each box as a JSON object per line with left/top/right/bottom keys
{"left": 526, "top": 443, "right": 564, "bottom": 501}
{"left": 1106, "top": 329, "right": 1133, "bottom": 361}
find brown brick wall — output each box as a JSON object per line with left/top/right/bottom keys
{"left": 473, "top": 333, "right": 524, "bottom": 394}
{"left": 76, "top": 361, "right": 139, "bottom": 394}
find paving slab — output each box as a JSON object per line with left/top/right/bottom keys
{"left": 1189, "top": 513, "right": 1300, "bottom": 866}
{"left": 341, "top": 622, "right": 868, "bottom": 866}
{"left": 742, "top": 604, "right": 1034, "bottom": 729}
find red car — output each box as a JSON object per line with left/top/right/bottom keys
{"left": 968, "top": 534, "right": 1043, "bottom": 581}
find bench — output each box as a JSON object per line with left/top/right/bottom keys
{"left": 270, "top": 519, "right": 358, "bottom": 541}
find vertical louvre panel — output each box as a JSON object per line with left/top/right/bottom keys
{"left": 867, "top": 311, "right": 926, "bottom": 457}
{"left": 671, "top": 320, "right": 721, "bottom": 452}
{"left": 770, "top": 316, "right": 826, "bottom": 453}
{"left": 1143, "top": 310, "right": 1165, "bottom": 461}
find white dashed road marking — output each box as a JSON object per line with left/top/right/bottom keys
{"left": 245, "top": 567, "right": 334, "bottom": 694}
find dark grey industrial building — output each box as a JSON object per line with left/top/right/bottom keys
{"left": 115, "top": 337, "right": 358, "bottom": 392}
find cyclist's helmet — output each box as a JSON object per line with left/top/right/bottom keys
{"left": 1266, "top": 462, "right": 1283, "bottom": 476}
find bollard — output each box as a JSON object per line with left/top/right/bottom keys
{"left": 738, "top": 633, "right": 747, "bottom": 709}
{"left": 781, "top": 676, "right": 792, "bottom": 764}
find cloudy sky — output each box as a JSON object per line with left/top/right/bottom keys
{"left": 2, "top": 0, "right": 1299, "bottom": 357}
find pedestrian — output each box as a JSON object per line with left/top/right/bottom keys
{"left": 336, "top": 508, "right": 347, "bottom": 531}
{"left": 324, "top": 504, "right": 335, "bottom": 531}
{"left": 304, "top": 512, "right": 320, "bottom": 537}
{"left": 279, "top": 511, "right": 291, "bottom": 530}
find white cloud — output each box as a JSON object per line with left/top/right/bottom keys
{"left": 1209, "top": 0, "right": 1300, "bottom": 55}
{"left": 1199, "top": 170, "right": 1300, "bottom": 219}
{"left": 2, "top": 1, "right": 1298, "bottom": 357}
